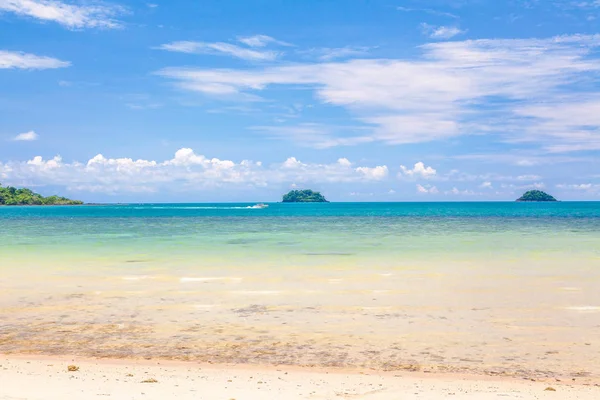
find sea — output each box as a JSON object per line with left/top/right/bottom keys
{"left": 1, "top": 202, "right": 599, "bottom": 380}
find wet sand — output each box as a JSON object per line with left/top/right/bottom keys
{"left": 1, "top": 355, "right": 599, "bottom": 400}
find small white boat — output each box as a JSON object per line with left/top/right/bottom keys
{"left": 250, "top": 203, "right": 269, "bottom": 209}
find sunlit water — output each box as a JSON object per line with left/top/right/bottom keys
{"left": 1, "top": 203, "right": 599, "bottom": 380}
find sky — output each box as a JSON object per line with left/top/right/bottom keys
{"left": 1, "top": 0, "right": 600, "bottom": 202}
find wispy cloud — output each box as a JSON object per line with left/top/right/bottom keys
{"left": 156, "top": 35, "right": 600, "bottom": 152}
{"left": 0, "top": 0, "right": 126, "bottom": 29}
{"left": 237, "top": 34, "right": 291, "bottom": 48}
{"left": 397, "top": 6, "right": 459, "bottom": 19}
{"left": 421, "top": 23, "right": 466, "bottom": 39}
{"left": 156, "top": 41, "right": 279, "bottom": 61}
{"left": 300, "top": 46, "right": 372, "bottom": 61}
{"left": 13, "top": 130, "right": 38, "bottom": 141}
{"left": 250, "top": 123, "right": 373, "bottom": 149}
{"left": 0, "top": 50, "right": 70, "bottom": 69}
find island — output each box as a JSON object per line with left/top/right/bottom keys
{"left": 0, "top": 184, "right": 83, "bottom": 205}
{"left": 516, "top": 190, "right": 557, "bottom": 202}
{"left": 282, "top": 189, "right": 329, "bottom": 203}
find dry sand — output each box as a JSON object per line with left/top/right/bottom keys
{"left": 1, "top": 355, "right": 598, "bottom": 400}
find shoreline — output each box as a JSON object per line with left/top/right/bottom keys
{"left": 1, "top": 354, "right": 598, "bottom": 400}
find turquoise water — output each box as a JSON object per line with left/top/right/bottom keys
{"left": 1, "top": 202, "right": 600, "bottom": 378}
{"left": 2, "top": 202, "right": 599, "bottom": 267}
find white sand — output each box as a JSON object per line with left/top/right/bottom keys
{"left": 1, "top": 356, "right": 598, "bottom": 400}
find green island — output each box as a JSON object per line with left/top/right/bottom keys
{"left": 516, "top": 190, "right": 557, "bottom": 202}
{"left": 0, "top": 184, "right": 83, "bottom": 205}
{"left": 282, "top": 189, "right": 329, "bottom": 203}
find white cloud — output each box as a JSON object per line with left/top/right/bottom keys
{"left": 397, "top": 6, "right": 459, "bottom": 19}
{"left": 301, "top": 46, "right": 372, "bottom": 61}
{"left": 156, "top": 34, "right": 600, "bottom": 151}
{"left": 447, "top": 187, "right": 476, "bottom": 195}
{"left": 416, "top": 184, "right": 439, "bottom": 194}
{"left": 0, "top": 0, "right": 125, "bottom": 29}
{"left": 479, "top": 181, "right": 493, "bottom": 188}
{"left": 156, "top": 41, "right": 279, "bottom": 61}
{"left": 237, "top": 34, "right": 290, "bottom": 48}
{"left": 556, "top": 183, "right": 600, "bottom": 191}
{"left": 0, "top": 149, "right": 391, "bottom": 194}
{"left": 399, "top": 162, "right": 437, "bottom": 179}
{"left": 421, "top": 24, "right": 465, "bottom": 39}
{"left": 13, "top": 130, "right": 38, "bottom": 141}
{"left": 356, "top": 165, "right": 388, "bottom": 180}
{"left": 0, "top": 50, "right": 70, "bottom": 69}
{"left": 251, "top": 123, "right": 373, "bottom": 149}
{"left": 513, "top": 97, "right": 600, "bottom": 152}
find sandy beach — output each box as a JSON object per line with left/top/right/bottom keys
{"left": 1, "top": 355, "right": 599, "bottom": 400}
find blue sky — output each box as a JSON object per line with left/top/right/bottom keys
{"left": 1, "top": 0, "right": 600, "bottom": 202}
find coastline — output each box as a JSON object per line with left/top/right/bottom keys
{"left": 2, "top": 354, "right": 598, "bottom": 400}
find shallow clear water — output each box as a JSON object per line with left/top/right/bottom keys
{"left": 1, "top": 203, "right": 599, "bottom": 380}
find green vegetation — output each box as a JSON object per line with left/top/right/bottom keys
{"left": 282, "top": 189, "right": 328, "bottom": 203}
{"left": 0, "top": 183, "right": 83, "bottom": 206}
{"left": 516, "top": 190, "right": 557, "bottom": 202}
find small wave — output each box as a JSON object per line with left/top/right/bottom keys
{"left": 131, "top": 206, "right": 263, "bottom": 210}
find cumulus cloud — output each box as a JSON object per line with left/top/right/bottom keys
{"left": 447, "top": 187, "right": 476, "bottom": 195}
{"left": 356, "top": 165, "right": 389, "bottom": 180}
{"left": 13, "top": 130, "right": 38, "bottom": 141}
{"left": 479, "top": 181, "right": 493, "bottom": 188}
{"left": 416, "top": 184, "right": 439, "bottom": 194}
{"left": 156, "top": 34, "right": 600, "bottom": 151}
{"left": 0, "top": 50, "right": 70, "bottom": 69}
{"left": 399, "top": 162, "right": 437, "bottom": 179}
{"left": 0, "top": 149, "right": 390, "bottom": 194}
{"left": 0, "top": 0, "right": 125, "bottom": 29}
{"left": 156, "top": 41, "right": 279, "bottom": 61}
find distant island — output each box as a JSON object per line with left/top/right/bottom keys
{"left": 282, "top": 189, "right": 328, "bottom": 203}
{"left": 516, "top": 190, "right": 557, "bottom": 202}
{"left": 0, "top": 184, "right": 83, "bottom": 206}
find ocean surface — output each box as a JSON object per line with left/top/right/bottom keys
{"left": 1, "top": 202, "right": 600, "bottom": 380}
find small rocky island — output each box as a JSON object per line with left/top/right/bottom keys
{"left": 0, "top": 184, "right": 83, "bottom": 205}
{"left": 516, "top": 190, "right": 557, "bottom": 202}
{"left": 282, "top": 189, "right": 328, "bottom": 203}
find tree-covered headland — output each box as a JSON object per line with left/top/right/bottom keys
{"left": 516, "top": 190, "right": 557, "bottom": 202}
{"left": 0, "top": 184, "right": 83, "bottom": 205}
{"left": 282, "top": 189, "right": 328, "bottom": 203}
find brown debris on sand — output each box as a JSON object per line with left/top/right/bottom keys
{"left": 67, "top": 365, "right": 79, "bottom": 372}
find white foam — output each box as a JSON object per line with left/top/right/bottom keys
{"left": 564, "top": 306, "right": 600, "bottom": 312}
{"left": 122, "top": 275, "right": 154, "bottom": 281}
